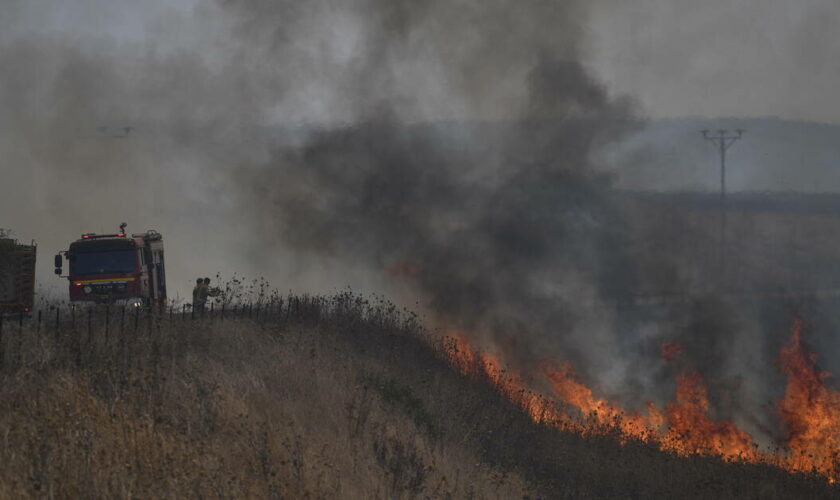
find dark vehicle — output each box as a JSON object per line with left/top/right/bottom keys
{"left": 0, "top": 234, "right": 37, "bottom": 315}
{"left": 55, "top": 223, "right": 166, "bottom": 307}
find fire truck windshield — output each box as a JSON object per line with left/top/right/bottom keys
{"left": 71, "top": 250, "right": 136, "bottom": 275}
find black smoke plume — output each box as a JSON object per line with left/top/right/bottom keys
{"left": 231, "top": 1, "right": 640, "bottom": 384}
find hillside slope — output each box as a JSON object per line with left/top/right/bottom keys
{"left": 0, "top": 295, "right": 834, "bottom": 498}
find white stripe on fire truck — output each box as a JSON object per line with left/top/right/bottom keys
{"left": 73, "top": 278, "right": 136, "bottom": 285}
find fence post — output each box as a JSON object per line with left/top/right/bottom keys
{"left": 125, "top": 307, "right": 133, "bottom": 370}
{"left": 16, "top": 310, "right": 24, "bottom": 368}
{"left": 118, "top": 306, "right": 126, "bottom": 366}
{"left": 151, "top": 308, "right": 161, "bottom": 375}
{"left": 221, "top": 302, "right": 225, "bottom": 321}
{"left": 37, "top": 310, "right": 42, "bottom": 335}
{"left": 87, "top": 307, "right": 93, "bottom": 348}
{"left": 75, "top": 307, "right": 82, "bottom": 368}
{"left": 71, "top": 305, "right": 76, "bottom": 332}
{"left": 105, "top": 305, "right": 110, "bottom": 347}
{"left": 0, "top": 314, "right": 4, "bottom": 370}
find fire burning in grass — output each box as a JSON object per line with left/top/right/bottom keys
{"left": 778, "top": 317, "right": 840, "bottom": 479}
{"left": 445, "top": 316, "right": 840, "bottom": 481}
{"left": 660, "top": 371, "right": 757, "bottom": 461}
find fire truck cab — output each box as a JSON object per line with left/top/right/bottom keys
{"left": 55, "top": 224, "right": 166, "bottom": 307}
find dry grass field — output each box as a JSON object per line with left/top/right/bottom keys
{"left": 0, "top": 294, "right": 835, "bottom": 498}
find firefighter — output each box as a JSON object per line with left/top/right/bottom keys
{"left": 192, "top": 278, "right": 206, "bottom": 312}
{"left": 203, "top": 277, "right": 222, "bottom": 300}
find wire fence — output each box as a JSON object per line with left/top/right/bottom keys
{"left": 0, "top": 293, "right": 428, "bottom": 378}
{"left": 0, "top": 298, "right": 292, "bottom": 375}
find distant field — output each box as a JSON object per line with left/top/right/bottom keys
{"left": 613, "top": 191, "right": 840, "bottom": 298}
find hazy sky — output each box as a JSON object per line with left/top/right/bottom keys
{"left": 588, "top": 0, "right": 840, "bottom": 123}
{"left": 4, "top": 0, "right": 838, "bottom": 123}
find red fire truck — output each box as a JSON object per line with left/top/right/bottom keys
{"left": 55, "top": 224, "right": 167, "bottom": 307}
{"left": 0, "top": 233, "right": 37, "bottom": 315}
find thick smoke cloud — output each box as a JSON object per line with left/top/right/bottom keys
{"left": 228, "top": 0, "right": 642, "bottom": 392}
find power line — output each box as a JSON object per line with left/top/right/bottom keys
{"left": 702, "top": 129, "right": 744, "bottom": 201}
{"left": 701, "top": 129, "right": 744, "bottom": 285}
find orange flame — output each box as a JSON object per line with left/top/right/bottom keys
{"left": 661, "top": 372, "right": 757, "bottom": 460}
{"left": 543, "top": 361, "right": 756, "bottom": 459}
{"left": 543, "top": 363, "right": 659, "bottom": 441}
{"left": 447, "top": 334, "right": 571, "bottom": 426}
{"left": 445, "top": 318, "right": 840, "bottom": 482}
{"left": 779, "top": 317, "right": 840, "bottom": 479}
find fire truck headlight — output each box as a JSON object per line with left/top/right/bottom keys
{"left": 83, "top": 286, "right": 93, "bottom": 294}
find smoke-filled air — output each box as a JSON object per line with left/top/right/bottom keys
{"left": 4, "top": 0, "right": 840, "bottom": 492}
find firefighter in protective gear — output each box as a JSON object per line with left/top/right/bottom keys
{"left": 192, "top": 278, "right": 207, "bottom": 312}
{"left": 203, "top": 277, "right": 222, "bottom": 300}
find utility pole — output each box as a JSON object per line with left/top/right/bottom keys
{"left": 702, "top": 129, "right": 744, "bottom": 201}
{"left": 702, "top": 129, "right": 744, "bottom": 286}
